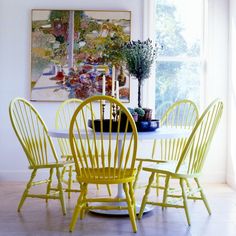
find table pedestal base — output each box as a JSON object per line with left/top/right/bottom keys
{"left": 89, "top": 201, "right": 154, "bottom": 215}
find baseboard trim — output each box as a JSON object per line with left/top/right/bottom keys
{"left": 226, "top": 174, "right": 236, "bottom": 190}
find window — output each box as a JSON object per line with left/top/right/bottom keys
{"left": 154, "top": 0, "right": 205, "bottom": 118}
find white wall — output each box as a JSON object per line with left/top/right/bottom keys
{"left": 201, "top": 0, "right": 228, "bottom": 183}
{"left": 0, "top": 0, "right": 142, "bottom": 180}
{"left": 228, "top": 0, "right": 236, "bottom": 188}
{"left": 0, "top": 0, "right": 229, "bottom": 183}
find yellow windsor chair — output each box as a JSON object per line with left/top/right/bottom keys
{"left": 55, "top": 98, "right": 112, "bottom": 198}
{"left": 69, "top": 95, "right": 138, "bottom": 233}
{"left": 134, "top": 100, "right": 199, "bottom": 195}
{"left": 55, "top": 99, "right": 81, "bottom": 199}
{"left": 138, "top": 99, "right": 223, "bottom": 225}
{"left": 9, "top": 98, "right": 72, "bottom": 215}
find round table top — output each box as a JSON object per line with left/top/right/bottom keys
{"left": 48, "top": 127, "right": 191, "bottom": 140}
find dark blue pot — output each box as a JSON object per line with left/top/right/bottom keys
{"left": 136, "top": 120, "right": 160, "bottom": 132}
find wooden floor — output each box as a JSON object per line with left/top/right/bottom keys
{"left": 0, "top": 182, "right": 236, "bottom": 236}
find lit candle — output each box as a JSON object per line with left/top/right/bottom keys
{"left": 116, "top": 80, "right": 119, "bottom": 100}
{"left": 102, "top": 75, "right": 106, "bottom": 104}
{"left": 111, "top": 66, "right": 115, "bottom": 96}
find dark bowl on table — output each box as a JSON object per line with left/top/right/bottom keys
{"left": 88, "top": 119, "right": 159, "bottom": 132}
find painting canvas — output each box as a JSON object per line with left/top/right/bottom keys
{"left": 31, "top": 10, "right": 131, "bottom": 102}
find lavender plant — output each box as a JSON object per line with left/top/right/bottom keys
{"left": 122, "top": 39, "right": 158, "bottom": 107}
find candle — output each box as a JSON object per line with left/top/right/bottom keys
{"left": 102, "top": 75, "right": 106, "bottom": 104}
{"left": 111, "top": 66, "right": 115, "bottom": 96}
{"left": 116, "top": 80, "right": 119, "bottom": 100}
{"left": 102, "top": 75, "right": 106, "bottom": 96}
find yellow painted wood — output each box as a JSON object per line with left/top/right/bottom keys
{"left": 134, "top": 100, "right": 199, "bottom": 194}
{"left": 69, "top": 95, "right": 138, "bottom": 233}
{"left": 9, "top": 97, "right": 69, "bottom": 215}
{"left": 55, "top": 98, "right": 85, "bottom": 199}
{"left": 138, "top": 172, "right": 155, "bottom": 219}
{"left": 69, "top": 183, "right": 87, "bottom": 232}
{"left": 138, "top": 99, "right": 223, "bottom": 226}
{"left": 55, "top": 98, "right": 111, "bottom": 197}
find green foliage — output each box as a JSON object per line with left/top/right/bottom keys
{"left": 154, "top": 1, "right": 200, "bottom": 118}
{"left": 102, "top": 34, "right": 128, "bottom": 66}
{"left": 134, "top": 107, "right": 145, "bottom": 117}
{"left": 122, "top": 39, "right": 157, "bottom": 81}
{"left": 127, "top": 107, "right": 138, "bottom": 116}
{"left": 49, "top": 10, "right": 84, "bottom": 32}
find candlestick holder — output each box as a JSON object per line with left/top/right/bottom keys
{"left": 111, "top": 96, "right": 120, "bottom": 121}
{"left": 112, "top": 102, "right": 117, "bottom": 121}
{"left": 102, "top": 103, "right": 106, "bottom": 120}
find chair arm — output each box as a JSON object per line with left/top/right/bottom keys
{"left": 136, "top": 158, "right": 167, "bottom": 163}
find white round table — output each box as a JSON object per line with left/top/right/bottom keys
{"left": 48, "top": 127, "right": 191, "bottom": 215}
{"left": 48, "top": 127, "right": 191, "bottom": 140}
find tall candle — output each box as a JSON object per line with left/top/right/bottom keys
{"left": 111, "top": 66, "right": 115, "bottom": 96}
{"left": 102, "top": 75, "right": 106, "bottom": 96}
{"left": 102, "top": 75, "right": 106, "bottom": 104}
{"left": 116, "top": 80, "right": 119, "bottom": 100}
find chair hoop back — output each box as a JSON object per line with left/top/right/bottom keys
{"left": 176, "top": 99, "right": 223, "bottom": 175}
{"left": 69, "top": 95, "right": 138, "bottom": 183}
{"left": 159, "top": 99, "right": 199, "bottom": 161}
{"left": 55, "top": 98, "right": 84, "bottom": 157}
{"left": 9, "top": 98, "right": 58, "bottom": 167}
{"left": 55, "top": 98, "right": 84, "bottom": 130}
{"left": 161, "top": 99, "right": 199, "bottom": 128}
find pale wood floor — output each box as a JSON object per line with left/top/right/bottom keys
{"left": 0, "top": 182, "right": 236, "bottom": 236}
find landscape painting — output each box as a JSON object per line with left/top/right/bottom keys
{"left": 31, "top": 10, "right": 131, "bottom": 102}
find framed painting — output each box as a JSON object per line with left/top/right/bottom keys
{"left": 30, "top": 9, "right": 131, "bottom": 102}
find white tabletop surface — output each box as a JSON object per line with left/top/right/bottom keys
{"left": 48, "top": 127, "right": 191, "bottom": 140}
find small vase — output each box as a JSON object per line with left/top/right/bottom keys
{"left": 118, "top": 66, "right": 126, "bottom": 86}
{"left": 132, "top": 113, "right": 138, "bottom": 122}
{"left": 143, "top": 108, "right": 152, "bottom": 121}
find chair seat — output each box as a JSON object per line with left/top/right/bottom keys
{"left": 76, "top": 168, "right": 136, "bottom": 184}
{"left": 29, "top": 160, "right": 74, "bottom": 169}
{"left": 143, "top": 161, "right": 198, "bottom": 178}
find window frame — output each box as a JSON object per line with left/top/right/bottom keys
{"left": 143, "top": 0, "right": 208, "bottom": 116}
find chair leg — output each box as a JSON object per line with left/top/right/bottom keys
{"left": 194, "top": 178, "right": 211, "bottom": 215}
{"left": 69, "top": 183, "right": 87, "bottom": 232}
{"left": 129, "top": 182, "right": 136, "bottom": 216}
{"left": 185, "top": 178, "right": 191, "bottom": 191}
{"left": 17, "top": 169, "right": 37, "bottom": 212}
{"left": 123, "top": 183, "right": 137, "bottom": 233}
{"left": 56, "top": 167, "right": 66, "bottom": 215}
{"left": 46, "top": 168, "right": 53, "bottom": 203}
{"left": 80, "top": 185, "right": 88, "bottom": 220}
{"left": 67, "top": 165, "right": 73, "bottom": 199}
{"left": 162, "top": 175, "right": 170, "bottom": 208}
{"left": 96, "top": 184, "right": 99, "bottom": 190}
{"left": 61, "top": 166, "right": 67, "bottom": 184}
{"left": 180, "top": 178, "right": 191, "bottom": 226}
{"left": 156, "top": 173, "right": 160, "bottom": 196}
{"left": 106, "top": 184, "right": 112, "bottom": 196}
{"left": 133, "top": 160, "right": 143, "bottom": 190}
{"left": 138, "top": 172, "right": 155, "bottom": 220}
{"left": 79, "top": 203, "right": 86, "bottom": 220}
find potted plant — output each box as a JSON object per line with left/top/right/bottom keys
{"left": 122, "top": 39, "right": 161, "bottom": 131}
{"left": 122, "top": 39, "right": 157, "bottom": 108}
{"left": 127, "top": 108, "right": 139, "bottom": 122}
{"left": 134, "top": 107, "right": 145, "bottom": 121}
